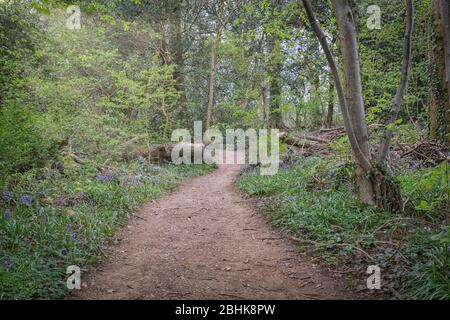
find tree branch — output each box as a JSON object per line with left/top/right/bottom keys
{"left": 378, "top": 0, "right": 414, "bottom": 162}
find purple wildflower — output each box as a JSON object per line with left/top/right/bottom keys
{"left": 71, "top": 233, "right": 78, "bottom": 241}
{"left": 409, "top": 162, "right": 418, "bottom": 169}
{"left": 440, "top": 228, "right": 448, "bottom": 233}
{"left": 96, "top": 174, "right": 109, "bottom": 181}
{"left": 20, "top": 195, "right": 33, "bottom": 207}
{"left": 286, "top": 195, "right": 297, "bottom": 202}
{"left": 2, "top": 191, "right": 13, "bottom": 202}
{"left": 1, "top": 256, "right": 15, "bottom": 269}
{"left": 4, "top": 210, "right": 12, "bottom": 218}
{"left": 39, "top": 207, "right": 45, "bottom": 215}
{"left": 279, "top": 161, "right": 290, "bottom": 171}
{"left": 156, "top": 167, "right": 167, "bottom": 174}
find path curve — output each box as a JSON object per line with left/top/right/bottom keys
{"left": 71, "top": 153, "right": 351, "bottom": 299}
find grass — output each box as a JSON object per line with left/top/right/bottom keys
{"left": 236, "top": 157, "right": 449, "bottom": 299}
{"left": 0, "top": 159, "right": 214, "bottom": 299}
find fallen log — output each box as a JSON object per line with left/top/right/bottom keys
{"left": 279, "top": 135, "right": 319, "bottom": 149}
{"left": 303, "top": 135, "right": 329, "bottom": 144}
{"left": 148, "top": 143, "right": 205, "bottom": 163}
{"left": 279, "top": 132, "right": 329, "bottom": 144}
{"left": 319, "top": 127, "right": 344, "bottom": 133}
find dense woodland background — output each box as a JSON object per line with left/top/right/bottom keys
{"left": 0, "top": 0, "right": 449, "bottom": 299}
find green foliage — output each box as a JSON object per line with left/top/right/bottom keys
{"left": 0, "top": 104, "right": 57, "bottom": 183}
{"left": 406, "top": 228, "right": 450, "bottom": 300}
{"left": 237, "top": 157, "right": 450, "bottom": 299}
{"left": 399, "top": 161, "right": 449, "bottom": 216}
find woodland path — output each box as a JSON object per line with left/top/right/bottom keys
{"left": 70, "top": 152, "right": 351, "bottom": 300}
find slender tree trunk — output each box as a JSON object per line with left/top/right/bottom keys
{"left": 261, "top": 81, "right": 271, "bottom": 124}
{"left": 326, "top": 73, "right": 335, "bottom": 128}
{"left": 378, "top": 0, "right": 414, "bottom": 161}
{"left": 206, "top": 32, "right": 219, "bottom": 130}
{"left": 430, "top": 0, "right": 450, "bottom": 145}
{"left": 172, "top": 2, "right": 186, "bottom": 107}
{"left": 166, "top": 2, "right": 189, "bottom": 127}
{"left": 331, "top": 0, "right": 377, "bottom": 206}
{"left": 265, "top": 37, "right": 283, "bottom": 129}
{"left": 440, "top": 0, "right": 450, "bottom": 101}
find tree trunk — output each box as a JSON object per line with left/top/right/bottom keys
{"left": 430, "top": 0, "right": 450, "bottom": 146}
{"left": 261, "top": 80, "right": 271, "bottom": 123}
{"left": 268, "top": 39, "right": 283, "bottom": 129}
{"left": 206, "top": 32, "right": 219, "bottom": 130}
{"left": 326, "top": 73, "right": 335, "bottom": 128}
{"left": 440, "top": 0, "right": 450, "bottom": 102}
{"left": 378, "top": 0, "right": 414, "bottom": 161}
{"left": 303, "top": 0, "right": 403, "bottom": 211}
{"left": 331, "top": 0, "right": 377, "bottom": 206}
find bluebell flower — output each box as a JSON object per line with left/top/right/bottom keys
{"left": 1, "top": 256, "right": 15, "bottom": 269}
{"left": 163, "top": 159, "right": 173, "bottom": 165}
{"left": 286, "top": 195, "right": 297, "bottom": 202}
{"left": 409, "top": 162, "right": 418, "bottom": 169}
{"left": 96, "top": 174, "right": 109, "bottom": 181}
{"left": 279, "top": 161, "right": 290, "bottom": 171}
{"left": 156, "top": 167, "right": 167, "bottom": 174}
{"left": 4, "top": 210, "right": 12, "bottom": 218}
{"left": 1, "top": 256, "right": 9, "bottom": 267}
{"left": 71, "top": 233, "right": 78, "bottom": 241}
{"left": 440, "top": 228, "right": 448, "bottom": 233}
{"left": 20, "top": 195, "right": 33, "bottom": 207}
{"left": 2, "top": 191, "right": 13, "bottom": 202}
{"left": 39, "top": 207, "right": 45, "bottom": 215}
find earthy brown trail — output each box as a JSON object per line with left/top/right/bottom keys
{"left": 71, "top": 153, "right": 351, "bottom": 300}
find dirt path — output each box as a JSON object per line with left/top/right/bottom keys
{"left": 71, "top": 153, "right": 351, "bottom": 300}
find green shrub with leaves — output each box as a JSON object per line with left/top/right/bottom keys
{"left": 0, "top": 103, "right": 58, "bottom": 183}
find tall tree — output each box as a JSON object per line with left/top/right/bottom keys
{"left": 302, "top": 0, "right": 414, "bottom": 210}
{"left": 430, "top": 0, "right": 450, "bottom": 145}
{"left": 205, "top": 3, "right": 223, "bottom": 130}
{"left": 326, "top": 72, "right": 335, "bottom": 128}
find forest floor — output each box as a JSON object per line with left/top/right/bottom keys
{"left": 69, "top": 151, "right": 353, "bottom": 300}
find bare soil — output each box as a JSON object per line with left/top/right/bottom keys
{"left": 70, "top": 153, "right": 353, "bottom": 300}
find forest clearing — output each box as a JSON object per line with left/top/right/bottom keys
{"left": 0, "top": 0, "right": 449, "bottom": 304}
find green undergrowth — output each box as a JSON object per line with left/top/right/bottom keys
{"left": 0, "top": 160, "right": 214, "bottom": 299}
{"left": 236, "top": 157, "right": 449, "bottom": 299}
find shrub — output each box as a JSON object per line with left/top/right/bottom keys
{"left": 0, "top": 103, "right": 57, "bottom": 183}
